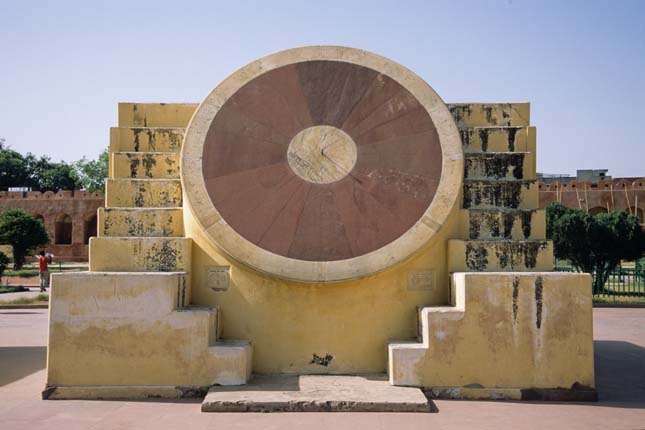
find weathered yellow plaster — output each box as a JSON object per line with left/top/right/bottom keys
{"left": 389, "top": 272, "right": 595, "bottom": 389}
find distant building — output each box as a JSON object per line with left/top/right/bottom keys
{"left": 538, "top": 169, "right": 611, "bottom": 185}
{"left": 0, "top": 190, "right": 104, "bottom": 261}
{"left": 538, "top": 169, "right": 644, "bottom": 226}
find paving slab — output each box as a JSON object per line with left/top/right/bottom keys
{"left": 201, "top": 374, "right": 432, "bottom": 412}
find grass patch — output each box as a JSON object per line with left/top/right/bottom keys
{"left": 5, "top": 267, "right": 84, "bottom": 277}
{"left": 0, "top": 285, "right": 28, "bottom": 294}
{"left": 594, "top": 295, "right": 645, "bottom": 305}
{"left": 0, "top": 293, "right": 48, "bottom": 305}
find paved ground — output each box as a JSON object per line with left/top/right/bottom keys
{"left": 2, "top": 276, "right": 39, "bottom": 287}
{"left": 0, "top": 287, "right": 45, "bottom": 301}
{"left": 0, "top": 308, "right": 644, "bottom": 429}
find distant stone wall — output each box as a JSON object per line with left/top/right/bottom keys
{"left": 538, "top": 177, "right": 645, "bottom": 225}
{"left": 0, "top": 190, "right": 104, "bottom": 261}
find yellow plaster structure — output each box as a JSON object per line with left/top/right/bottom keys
{"left": 45, "top": 46, "right": 595, "bottom": 402}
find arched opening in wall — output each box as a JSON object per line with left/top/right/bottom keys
{"left": 83, "top": 213, "right": 97, "bottom": 244}
{"left": 55, "top": 214, "right": 73, "bottom": 245}
{"left": 589, "top": 207, "right": 608, "bottom": 215}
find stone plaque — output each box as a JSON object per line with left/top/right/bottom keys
{"left": 408, "top": 271, "right": 434, "bottom": 291}
{"left": 208, "top": 266, "right": 230, "bottom": 291}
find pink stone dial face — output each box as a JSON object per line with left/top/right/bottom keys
{"left": 202, "top": 60, "right": 442, "bottom": 262}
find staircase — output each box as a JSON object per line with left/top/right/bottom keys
{"left": 46, "top": 104, "right": 251, "bottom": 398}
{"left": 385, "top": 104, "right": 590, "bottom": 395}
{"left": 448, "top": 103, "right": 552, "bottom": 273}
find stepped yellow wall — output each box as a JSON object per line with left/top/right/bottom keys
{"left": 186, "top": 202, "right": 460, "bottom": 374}
{"left": 45, "top": 95, "right": 594, "bottom": 397}
{"left": 389, "top": 272, "right": 595, "bottom": 392}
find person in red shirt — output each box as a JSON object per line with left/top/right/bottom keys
{"left": 37, "top": 250, "right": 50, "bottom": 292}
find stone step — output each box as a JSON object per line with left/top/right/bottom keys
{"left": 110, "top": 152, "right": 180, "bottom": 179}
{"left": 48, "top": 270, "right": 254, "bottom": 392}
{"left": 178, "top": 306, "right": 221, "bottom": 343}
{"left": 118, "top": 103, "right": 197, "bottom": 128}
{"left": 202, "top": 375, "right": 430, "bottom": 412}
{"left": 462, "top": 209, "right": 546, "bottom": 240}
{"left": 105, "top": 179, "right": 182, "bottom": 208}
{"left": 463, "top": 179, "right": 538, "bottom": 209}
{"left": 89, "top": 237, "right": 191, "bottom": 272}
{"left": 388, "top": 272, "right": 594, "bottom": 398}
{"left": 207, "top": 340, "right": 254, "bottom": 386}
{"left": 110, "top": 127, "right": 184, "bottom": 153}
{"left": 448, "top": 239, "right": 553, "bottom": 272}
{"left": 459, "top": 126, "right": 535, "bottom": 153}
{"left": 448, "top": 103, "right": 530, "bottom": 127}
{"left": 464, "top": 152, "right": 535, "bottom": 181}
{"left": 49, "top": 271, "right": 191, "bottom": 316}
{"left": 98, "top": 208, "right": 184, "bottom": 237}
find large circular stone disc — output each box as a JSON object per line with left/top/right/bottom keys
{"left": 182, "top": 46, "right": 463, "bottom": 283}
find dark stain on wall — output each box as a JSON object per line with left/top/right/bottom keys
{"left": 459, "top": 129, "right": 471, "bottom": 148}
{"left": 520, "top": 210, "right": 533, "bottom": 239}
{"left": 465, "top": 242, "right": 489, "bottom": 271}
{"left": 310, "top": 353, "right": 334, "bottom": 366}
{"left": 449, "top": 104, "right": 472, "bottom": 126}
{"left": 478, "top": 129, "right": 489, "bottom": 152}
{"left": 493, "top": 241, "right": 548, "bottom": 270}
{"left": 463, "top": 180, "right": 532, "bottom": 209}
{"left": 534, "top": 276, "right": 544, "bottom": 329}
{"left": 144, "top": 240, "right": 180, "bottom": 272}
{"left": 506, "top": 127, "right": 518, "bottom": 152}
{"left": 512, "top": 276, "right": 520, "bottom": 321}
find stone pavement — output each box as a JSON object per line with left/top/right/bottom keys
{"left": 202, "top": 375, "right": 431, "bottom": 412}
{"left": 1, "top": 308, "right": 644, "bottom": 429}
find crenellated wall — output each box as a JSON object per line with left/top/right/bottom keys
{"left": 539, "top": 178, "right": 645, "bottom": 224}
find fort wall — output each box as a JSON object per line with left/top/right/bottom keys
{"left": 0, "top": 190, "right": 104, "bottom": 261}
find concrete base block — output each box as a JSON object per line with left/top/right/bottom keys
{"left": 201, "top": 375, "right": 431, "bottom": 412}
{"left": 43, "top": 385, "right": 208, "bottom": 400}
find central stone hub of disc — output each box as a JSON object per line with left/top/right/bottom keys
{"left": 287, "top": 125, "right": 357, "bottom": 184}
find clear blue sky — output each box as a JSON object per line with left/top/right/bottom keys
{"left": 2, "top": 0, "right": 644, "bottom": 176}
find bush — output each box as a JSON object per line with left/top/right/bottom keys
{"left": 0, "top": 251, "right": 8, "bottom": 283}
{"left": 547, "top": 203, "right": 645, "bottom": 292}
{"left": 0, "top": 210, "right": 49, "bottom": 269}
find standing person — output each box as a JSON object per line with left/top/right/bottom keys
{"left": 38, "top": 250, "right": 50, "bottom": 292}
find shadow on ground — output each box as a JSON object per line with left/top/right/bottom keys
{"left": 594, "top": 340, "right": 645, "bottom": 408}
{"left": 0, "top": 346, "right": 47, "bottom": 386}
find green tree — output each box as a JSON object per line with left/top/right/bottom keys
{"left": 0, "top": 140, "right": 34, "bottom": 190}
{"left": 0, "top": 251, "right": 9, "bottom": 284}
{"left": 1, "top": 140, "right": 80, "bottom": 192}
{"left": 73, "top": 149, "right": 108, "bottom": 192}
{"left": 26, "top": 154, "right": 79, "bottom": 192}
{"left": 0, "top": 210, "right": 49, "bottom": 269}
{"left": 547, "top": 203, "right": 645, "bottom": 292}
{"left": 545, "top": 201, "right": 570, "bottom": 239}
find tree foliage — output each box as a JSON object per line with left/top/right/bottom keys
{"left": 27, "top": 155, "right": 79, "bottom": 192}
{"left": 546, "top": 202, "right": 645, "bottom": 291}
{"left": 0, "top": 139, "right": 33, "bottom": 189}
{"left": 73, "top": 149, "right": 108, "bottom": 192}
{"left": 0, "top": 251, "right": 9, "bottom": 283}
{"left": 0, "top": 139, "right": 104, "bottom": 192}
{"left": 0, "top": 210, "right": 49, "bottom": 269}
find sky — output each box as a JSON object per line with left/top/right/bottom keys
{"left": 1, "top": 0, "right": 644, "bottom": 176}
